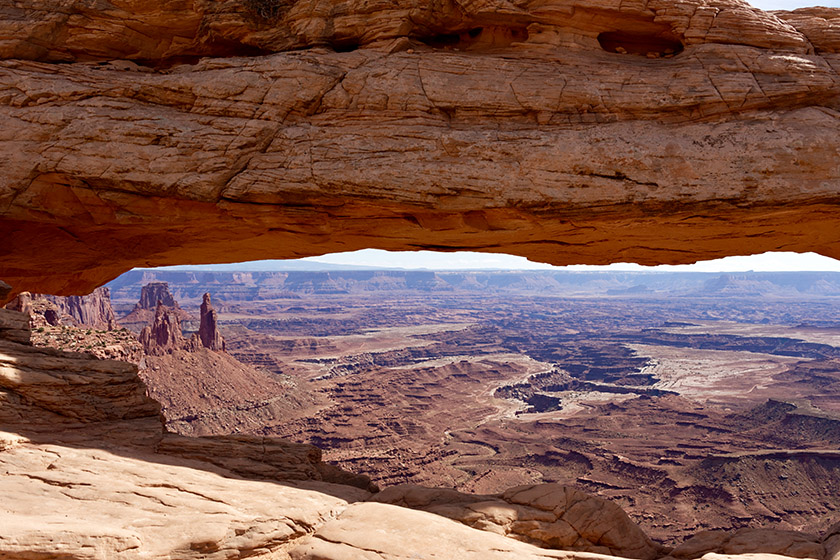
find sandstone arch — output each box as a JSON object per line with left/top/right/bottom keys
{"left": 0, "top": 0, "right": 839, "bottom": 298}
{"left": 3, "top": 4, "right": 840, "bottom": 557}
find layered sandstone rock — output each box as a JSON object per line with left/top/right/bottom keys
{"left": 285, "top": 502, "right": 834, "bottom": 560}
{"left": 374, "top": 483, "right": 661, "bottom": 559}
{"left": 139, "top": 301, "right": 187, "bottom": 355}
{"left": 0, "top": 1, "right": 839, "bottom": 296}
{"left": 0, "top": 324, "right": 159, "bottom": 422}
{"left": 287, "top": 501, "right": 627, "bottom": 560}
{"left": 0, "top": 306, "right": 378, "bottom": 558}
{"left": 138, "top": 282, "right": 180, "bottom": 311}
{"left": 7, "top": 287, "right": 118, "bottom": 329}
{"left": 122, "top": 282, "right": 193, "bottom": 332}
{"left": 825, "top": 523, "right": 840, "bottom": 560}
{"left": 0, "top": 306, "right": 30, "bottom": 345}
{"left": 198, "top": 293, "right": 226, "bottom": 352}
{"left": 5, "top": 289, "right": 145, "bottom": 362}
{"left": 138, "top": 290, "right": 226, "bottom": 354}
{"left": 670, "top": 528, "right": 826, "bottom": 560}
{"left": 0, "top": 441, "right": 369, "bottom": 560}
{"left": 2, "top": 1, "right": 840, "bottom": 556}
{"left": 0, "top": 0, "right": 828, "bottom": 64}
{"left": 43, "top": 286, "right": 118, "bottom": 329}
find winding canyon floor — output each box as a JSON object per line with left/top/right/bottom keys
{"left": 109, "top": 271, "right": 840, "bottom": 545}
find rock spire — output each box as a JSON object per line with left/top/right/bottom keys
{"left": 139, "top": 301, "right": 185, "bottom": 356}
{"left": 198, "top": 293, "right": 225, "bottom": 352}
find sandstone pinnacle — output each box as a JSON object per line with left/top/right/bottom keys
{"left": 198, "top": 293, "right": 226, "bottom": 352}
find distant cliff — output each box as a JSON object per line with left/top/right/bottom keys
{"left": 7, "top": 287, "right": 118, "bottom": 330}
{"left": 108, "top": 270, "right": 840, "bottom": 306}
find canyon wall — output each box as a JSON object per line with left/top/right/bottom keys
{"left": 0, "top": 0, "right": 839, "bottom": 297}
{"left": 7, "top": 287, "right": 118, "bottom": 329}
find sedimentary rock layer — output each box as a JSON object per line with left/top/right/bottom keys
{"left": 0, "top": 0, "right": 839, "bottom": 295}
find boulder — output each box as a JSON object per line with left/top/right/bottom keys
{"left": 374, "top": 483, "right": 660, "bottom": 559}
{"left": 672, "top": 529, "right": 825, "bottom": 560}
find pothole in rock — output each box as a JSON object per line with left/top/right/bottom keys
{"left": 598, "top": 30, "right": 684, "bottom": 58}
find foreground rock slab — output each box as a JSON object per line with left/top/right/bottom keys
{"left": 0, "top": 307, "right": 374, "bottom": 558}
{"left": 374, "top": 483, "right": 660, "bottom": 559}
{"left": 0, "top": 438, "right": 366, "bottom": 559}
{"left": 289, "top": 501, "right": 625, "bottom": 560}
{"left": 288, "top": 502, "right": 832, "bottom": 560}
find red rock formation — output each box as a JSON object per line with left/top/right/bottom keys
{"left": 9, "top": 303, "right": 834, "bottom": 559}
{"left": 1, "top": 0, "right": 840, "bottom": 554}
{"left": 139, "top": 302, "right": 186, "bottom": 356}
{"left": 6, "top": 287, "right": 118, "bottom": 329}
{"left": 136, "top": 290, "right": 225, "bottom": 354}
{"left": 137, "top": 282, "right": 179, "bottom": 311}
{"left": 121, "top": 282, "right": 193, "bottom": 332}
{"left": 0, "top": 306, "right": 380, "bottom": 558}
{"left": 41, "top": 287, "right": 118, "bottom": 330}
{"left": 198, "top": 293, "right": 225, "bottom": 352}
{"left": 0, "top": 305, "right": 30, "bottom": 345}
{"left": 0, "top": 1, "right": 839, "bottom": 296}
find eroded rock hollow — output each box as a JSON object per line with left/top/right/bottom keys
{"left": 1, "top": 0, "right": 839, "bottom": 296}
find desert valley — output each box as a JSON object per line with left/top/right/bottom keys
{"left": 12, "top": 267, "right": 840, "bottom": 546}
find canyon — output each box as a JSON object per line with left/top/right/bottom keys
{"left": 5, "top": 269, "right": 840, "bottom": 558}
{"left": 104, "top": 269, "right": 840, "bottom": 546}
{"left": 2, "top": 0, "right": 840, "bottom": 558}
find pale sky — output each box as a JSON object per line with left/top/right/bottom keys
{"left": 750, "top": 0, "right": 839, "bottom": 8}
{"left": 301, "top": 250, "right": 840, "bottom": 272}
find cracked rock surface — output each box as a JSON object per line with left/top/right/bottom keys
{"left": 1, "top": 0, "right": 839, "bottom": 296}
{"left": 372, "top": 483, "right": 661, "bottom": 559}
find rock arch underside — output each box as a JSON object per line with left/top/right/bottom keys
{"left": 2, "top": 0, "right": 840, "bottom": 559}
{"left": 0, "top": 0, "right": 839, "bottom": 295}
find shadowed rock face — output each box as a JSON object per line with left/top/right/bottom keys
{"left": 6, "top": 287, "right": 119, "bottom": 330}
{"left": 0, "top": 0, "right": 839, "bottom": 297}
